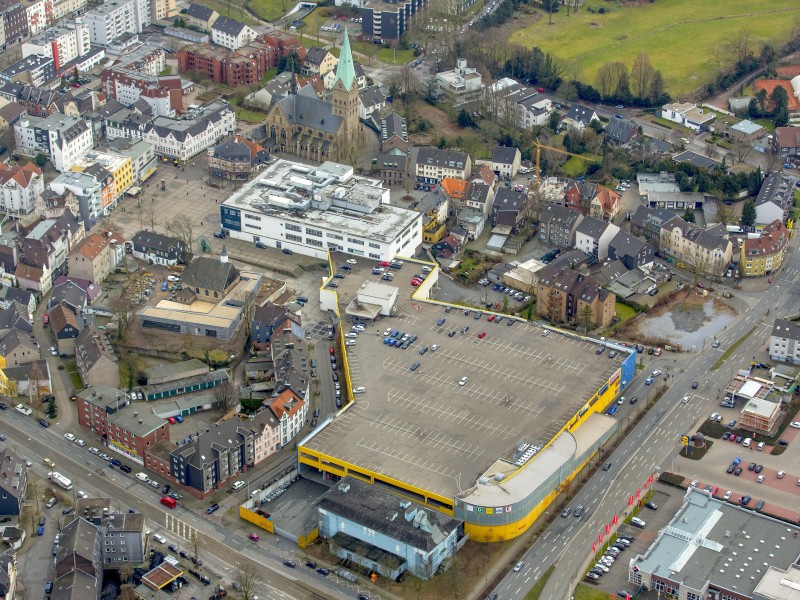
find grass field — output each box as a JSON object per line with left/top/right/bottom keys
{"left": 248, "top": 0, "right": 320, "bottom": 22}
{"left": 509, "top": 0, "right": 800, "bottom": 96}
{"left": 200, "top": 0, "right": 260, "bottom": 25}
{"left": 573, "top": 584, "right": 612, "bottom": 600}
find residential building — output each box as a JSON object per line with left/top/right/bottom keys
{"left": 14, "top": 114, "right": 93, "bottom": 172}
{"left": 108, "top": 42, "right": 166, "bottom": 75}
{"left": 48, "top": 170, "right": 103, "bottom": 227}
{"left": 0, "top": 1, "right": 28, "bottom": 48}
{"left": 208, "top": 135, "right": 268, "bottom": 182}
{"left": 773, "top": 125, "right": 800, "bottom": 160}
{"left": 375, "top": 152, "right": 408, "bottom": 188}
{"left": 22, "top": 0, "right": 47, "bottom": 35}
{"left": 563, "top": 179, "right": 597, "bottom": 214}
{"left": 131, "top": 230, "right": 184, "bottom": 266}
{"left": 0, "top": 55, "right": 54, "bottom": 87}
{"left": 22, "top": 20, "right": 90, "bottom": 70}
{"left": 769, "top": 318, "right": 800, "bottom": 364}
{"left": 48, "top": 302, "right": 80, "bottom": 355}
{"left": 17, "top": 210, "right": 84, "bottom": 293}
{"left": 538, "top": 202, "right": 583, "bottom": 248}
{"left": 414, "top": 188, "right": 448, "bottom": 243}
{"left": 106, "top": 137, "right": 157, "bottom": 185}
{"left": 34, "top": 188, "right": 79, "bottom": 220}
{"left": 221, "top": 159, "right": 422, "bottom": 261}
{"left": 629, "top": 488, "right": 800, "bottom": 600}
{"left": 379, "top": 111, "right": 408, "bottom": 154}
{"left": 82, "top": 0, "right": 150, "bottom": 45}
{"left": 0, "top": 549, "right": 18, "bottom": 600}
{"left": 755, "top": 172, "right": 794, "bottom": 226}
{"left": 176, "top": 41, "right": 274, "bottom": 86}
{"left": 302, "top": 46, "right": 337, "bottom": 76}
{"left": 184, "top": 2, "right": 217, "bottom": 31}
{"left": 660, "top": 101, "right": 695, "bottom": 125}
{"left": 589, "top": 186, "right": 621, "bottom": 221}
{"left": 463, "top": 180, "right": 493, "bottom": 215}
{"left": 713, "top": 116, "right": 765, "bottom": 142}
{"left": 138, "top": 249, "right": 262, "bottom": 340}
{"left": 0, "top": 161, "right": 43, "bottom": 216}
{"left": 604, "top": 116, "right": 639, "bottom": 146}
{"left": 359, "top": 0, "right": 428, "bottom": 46}
{"left": 659, "top": 217, "right": 732, "bottom": 276}
{"left": 251, "top": 302, "right": 297, "bottom": 350}
{"left": 0, "top": 448, "right": 26, "bottom": 515}
{"left": 150, "top": 0, "right": 175, "bottom": 21}
{"left": 74, "top": 324, "right": 119, "bottom": 388}
{"left": 435, "top": 58, "right": 483, "bottom": 105}
{"left": 439, "top": 177, "right": 468, "bottom": 212}
{"left": 68, "top": 231, "right": 113, "bottom": 283}
{"left": 0, "top": 286, "right": 35, "bottom": 316}
{"left": 264, "top": 30, "right": 361, "bottom": 164}
{"left": 491, "top": 145, "right": 521, "bottom": 179}
{"left": 47, "top": 280, "right": 87, "bottom": 315}
{"left": 357, "top": 85, "right": 386, "bottom": 119}
{"left": 563, "top": 103, "right": 598, "bottom": 130}
{"left": 740, "top": 219, "right": 790, "bottom": 277}
{"left": 73, "top": 497, "right": 147, "bottom": 565}
{"left": 70, "top": 149, "right": 133, "bottom": 213}
{"left": 270, "top": 388, "right": 307, "bottom": 447}
{"left": 415, "top": 147, "right": 471, "bottom": 184}
{"left": 487, "top": 78, "right": 554, "bottom": 129}
{"left": 574, "top": 216, "right": 620, "bottom": 261}
{"left": 143, "top": 98, "right": 235, "bottom": 162}
{"left": 53, "top": 517, "right": 102, "bottom": 600}
{"left": 629, "top": 205, "right": 678, "bottom": 249}
{"left": 317, "top": 477, "right": 461, "bottom": 581}
{"left": 536, "top": 265, "right": 615, "bottom": 328}
{"left": 0, "top": 101, "right": 26, "bottom": 130}
{"left": 608, "top": 231, "right": 654, "bottom": 270}
{"left": 210, "top": 15, "right": 256, "bottom": 50}
{"left": 490, "top": 187, "right": 529, "bottom": 234}
{"left": 101, "top": 68, "right": 186, "bottom": 117}
{"left": 76, "top": 383, "right": 169, "bottom": 463}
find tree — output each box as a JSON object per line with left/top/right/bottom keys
{"left": 119, "top": 565, "right": 134, "bottom": 585}
{"left": 35, "top": 153, "right": 48, "bottom": 168}
{"left": 166, "top": 215, "right": 195, "bottom": 264}
{"left": 733, "top": 139, "right": 754, "bottom": 164}
{"left": 727, "top": 29, "right": 753, "bottom": 64}
{"left": 422, "top": 77, "right": 438, "bottom": 103}
{"left": 769, "top": 84, "right": 790, "bottom": 127}
{"left": 740, "top": 199, "right": 757, "bottom": 228}
{"left": 213, "top": 380, "right": 239, "bottom": 415}
{"left": 456, "top": 109, "right": 475, "bottom": 128}
{"left": 234, "top": 563, "right": 264, "bottom": 600}
{"left": 28, "top": 361, "right": 44, "bottom": 409}
{"left": 189, "top": 532, "right": 204, "bottom": 563}
{"left": 682, "top": 207, "right": 696, "bottom": 223}
{"left": 578, "top": 304, "right": 593, "bottom": 332}
{"left": 556, "top": 80, "right": 577, "bottom": 102}
{"left": 109, "top": 295, "right": 136, "bottom": 341}
{"left": 543, "top": 0, "right": 559, "bottom": 25}
{"left": 595, "top": 62, "right": 628, "bottom": 98}
{"left": 630, "top": 53, "right": 655, "bottom": 100}
{"left": 759, "top": 43, "right": 777, "bottom": 68}
{"left": 277, "top": 51, "right": 301, "bottom": 74}
{"left": 548, "top": 111, "right": 560, "bottom": 133}
{"left": 648, "top": 70, "right": 668, "bottom": 105}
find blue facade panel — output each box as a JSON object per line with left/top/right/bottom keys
{"left": 221, "top": 206, "right": 241, "bottom": 232}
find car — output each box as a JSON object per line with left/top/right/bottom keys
{"left": 153, "top": 533, "right": 167, "bottom": 544}
{"left": 755, "top": 499, "right": 765, "bottom": 510}
{"left": 206, "top": 503, "right": 220, "bottom": 514}
{"left": 629, "top": 396, "right": 639, "bottom": 405}
{"left": 89, "top": 447, "right": 100, "bottom": 455}
{"left": 791, "top": 422, "right": 800, "bottom": 429}
{"left": 64, "top": 433, "right": 76, "bottom": 441}
{"left": 419, "top": 346, "right": 428, "bottom": 355}
{"left": 602, "top": 462, "right": 612, "bottom": 471}
{"left": 436, "top": 318, "right": 446, "bottom": 326}
{"left": 645, "top": 501, "right": 658, "bottom": 510}
{"left": 645, "top": 377, "right": 653, "bottom": 385}
{"left": 487, "top": 314, "right": 495, "bottom": 322}
{"left": 513, "top": 562, "right": 524, "bottom": 572}
{"left": 458, "top": 376, "right": 468, "bottom": 386}
{"left": 652, "top": 370, "right": 662, "bottom": 377}
{"left": 75, "top": 439, "right": 85, "bottom": 447}
{"left": 477, "top": 332, "right": 486, "bottom": 339}
{"left": 779, "top": 438, "right": 789, "bottom": 446}
{"left": 317, "top": 568, "right": 330, "bottom": 576}
{"left": 284, "top": 559, "right": 296, "bottom": 568}
{"left": 249, "top": 533, "right": 260, "bottom": 541}
{"left": 448, "top": 330, "right": 456, "bottom": 337}
{"left": 748, "top": 462, "right": 757, "bottom": 471}
{"left": 329, "top": 347, "right": 336, "bottom": 355}
{"left": 168, "top": 417, "right": 177, "bottom": 425}
{"left": 431, "top": 344, "right": 439, "bottom": 351}
{"left": 734, "top": 467, "right": 743, "bottom": 475}
{"left": 327, "top": 282, "right": 338, "bottom": 289}
{"left": 346, "top": 259, "right": 358, "bottom": 265}
{"left": 585, "top": 572, "right": 600, "bottom": 582}
{"left": 617, "top": 396, "right": 626, "bottom": 405}
{"left": 596, "top": 347, "right": 606, "bottom": 355}
{"left": 630, "top": 517, "right": 646, "bottom": 528}
{"left": 756, "top": 475, "right": 765, "bottom": 483}
{"left": 77, "top": 490, "right": 88, "bottom": 499}
{"left": 334, "top": 273, "right": 346, "bottom": 279}
{"left": 108, "top": 458, "right": 119, "bottom": 465}
{"left": 255, "top": 241, "right": 267, "bottom": 249}
{"left": 282, "top": 248, "right": 293, "bottom": 255}
{"left": 757, "top": 441, "right": 765, "bottom": 451}
{"left": 561, "top": 507, "right": 571, "bottom": 518}
{"left": 728, "top": 419, "right": 736, "bottom": 427}
{"left": 740, "top": 495, "right": 751, "bottom": 506}
{"left": 726, "top": 464, "right": 735, "bottom": 474}
{"left": 735, "top": 435, "right": 743, "bottom": 443}
{"left": 120, "top": 464, "right": 132, "bottom": 473}
{"left": 692, "top": 381, "right": 698, "bottom": 389}
{"left": 168, "top": 492, "right": 181, "bottom": 500}
{"left": 712, "top": 340, "right": 721, "bottom": 349}
{"left": 37, "top": 418, "right": 50, "bottom": 427}
{"left": 45, "top": 581, "right": 53, "bottom": 593}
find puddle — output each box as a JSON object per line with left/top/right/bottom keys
{"left": 636, "top": 299, "right": 736, "bottom": 350}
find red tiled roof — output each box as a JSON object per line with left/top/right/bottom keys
{"left": 440, "top": 177, "right": 468, "bottom": 200}
{"left": 269, "top": 389, "right": 304, "bottom": 419}
{"left": 595, "top": 187, "right": 621, "bottom": 214}
{"left": 743, "top": 220, "right": 789, "bottom": 257}
{"left": 0, "top": 161, "right": 42, "bottom": 188}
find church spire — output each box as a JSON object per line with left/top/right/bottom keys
{"left": 333, "top": 28, "right": 356, "bottom": 92}
{"left": 290, "top": 63, "right": 297, "bottom": 95}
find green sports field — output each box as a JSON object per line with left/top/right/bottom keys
{"left": 509, "top": 0, "right": 800, "bottom": 96}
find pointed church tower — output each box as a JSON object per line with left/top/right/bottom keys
{"left": 331, "top": 28, "right": 360, "bottom": 143}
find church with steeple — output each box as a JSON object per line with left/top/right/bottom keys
{"left": 264, "top": 29, "right": 362, "bottom": 163}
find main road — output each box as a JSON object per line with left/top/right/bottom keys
{"left": 490, "top": 242, "right": 800, "bottom": 600}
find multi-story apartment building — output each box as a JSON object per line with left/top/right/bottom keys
{"left": 101, "top": 68, "right": 184, "bottom": 117}
{"left": 83, "top": 0, "right": 150, "bottom": 45}
{"left": 0, "top": 448, "right": 27, "bottom": 515}
{"left": 210, "top": 15, "right": 256, "bottom": 50}
{"left": 75, "top": 497, "right": 147, "bottom": 565}
{"left": 415, "top": 147, "right": 472, "bottom": 184}
{"left": 74, "top": 324, "right": 119, "bottom": 388}
{"left": 770, "top": 318, "right": 800, "bottom": 365}
{"left": 0, "top": 161, "right": 44, "bottom": 215}
{"left": 68, "top": 231, "right": 114, "bottom": 283}
{"left": 536, "top": 265, "right": 615, "bottom": 328}
{"left": 207, "top": 135, "right": 268, "bottom": 181}
{"left": 538, "top": 202, "right": 583, "bottom": 248}
{"left": 22, "top": 0, "right": 48, "bottom": 35}
{"left": 70, "top": 149, "right": 133, "bottom": 211}
{"left": 360, "top": 0, "right": 427, "bottom": 46}
{"left": 49, "top": 169, "right": 103, "bottom": 227}
{"left": 51, "top": 0, "right": 87, "bottom": 22}
{"left": 150, "top": 0, "right": 174, "bottom": 21}
{"left": 14, "top": 113, "right": 94, "bottom": 172}
{"left": 22, "top": 20, "right": 90, "bottom": 70}
{"left": 659, "top": 216, "right": 732, "bottom": 276}
{"left": 740, "top": 219, "right": 790, "bottom": 277}
{"left": 143, "top": 99, "right": 235, "bottom": 162}
{"left": 177, "top": 40, "right": 276, "bottom": 86}
{"left": 130, "top": 230, "right": 184, "bottom": 266}
{"left": 0, "top": 54, "right": 54, "bottom": 87}
{"left": 0, "top": 0, "right": 29, "bottom": 48}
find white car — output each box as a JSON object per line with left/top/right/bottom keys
{"left": 153, "top": 534, "right": 166, "bottom": 544}
{"left": 346, "top": 259, "right": 358, "bottom": 265}
{"left": 723, "top": 490, "right": 732, "bottom": 500}
{"left": 64, "top": 433, "right": 75, "bottom": 441}
{"left": 89, "top": 447, "right": 100, "bottom": 455}
{"left": 345, "top": 339, "right": 356, "bottom": 346}
{"left": 652, "top": 370, "right": 662, "bottom": 377}
{"left": 690, "top": 480, "right": 698, "bottom": 488}
{"left": 513, "top": 562, "right": 523, "bottom": 572}
{"left": 384, "top": 328, "right": 392, "bottom": 336}
{"left": 458, "top": 376, "right": 468, "bottom": 386}
{"left": 23, "top": 458, "right": 32, "bottom": 467}
{"left": 75, "top": 439, "right": 85, "bottom": 447}
{"left": 353, "top": 387, "right": 366, "bottom": 394}
{"left": 50, "top": 346, "right": 57, "bottom": 355}
{"left": 710, "top": 412, "right": 719, "bottom": 421}
{"left": 431, "top": 344, "right": 439, "bottom": 351}
{"left": 757, "top": 475, "right": 765, "bottom": 483}
{"left": 77, "top": 490, "right": 89, "bottom": 499}
{"left": 791, "top": 422, "right": 800, "bottom": 429}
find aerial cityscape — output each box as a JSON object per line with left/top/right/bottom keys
{"left": 0, "top": 0, "right": 799, "bottom": 599}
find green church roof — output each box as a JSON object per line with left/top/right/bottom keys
{"left": 333, "top": 28, "right": 356, "bottom": 92}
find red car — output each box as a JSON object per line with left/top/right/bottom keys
{"left": 168, "top": 417, "right": 177, "bottom": 424}
{"left": 478, "top": 332, "right": 486, "bottom": 339}
{"left": 411, "top": 279, "right": 421, "bottom": 287}
{"left": 329, "top": 347, "right": 335, "bottom": 355}
{"left": 379, "top": 261, "right": 389, "bottom": 267}
{"left": 487, "top": 315, "right": 495, "bottom": 322}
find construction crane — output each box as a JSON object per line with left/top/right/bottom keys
{"left": 532, "top": 140, "right": 601, "bottom": 188}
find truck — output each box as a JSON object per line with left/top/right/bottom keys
{"left": 48, "top": 471, "right": 73, "bottom": 490}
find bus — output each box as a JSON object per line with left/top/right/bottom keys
{"left": 160, "top": 497, "right": 177, "bottom": 509}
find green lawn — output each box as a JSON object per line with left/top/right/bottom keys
{"left": 509, "top": 0, "right": 800, "bottom": 96}
{"left": 197, "top": 0, "right": 260, "bottom": 25}
{"left": 247, "top": 0, "right": 321, "bottom": 22}
{"left": 754, "top": 118, "right": 776, "bottom": 133}
{"left": 378, "top": 47, "right": 415, "bottom": 65}
{"left": 562, "top": 155, "right": 588, "bottom": 177}
{"left": 66, "top": 364, "right": 84, "bottom": 391}
{"left": 524, "top": 564, "right": 555, "bottom": 600}
{"left": 574, "top": 584, "right": 612, "bottom": 600}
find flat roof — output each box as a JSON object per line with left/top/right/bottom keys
{"left": 303, "top": 274, "right": 625, "bottom": 499}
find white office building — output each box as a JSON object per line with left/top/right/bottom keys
{"left": 83, "top": 0, "right": 151, "bottom": 45}
{"left": 220, "top": 159, "right": 422, "bottom": 261}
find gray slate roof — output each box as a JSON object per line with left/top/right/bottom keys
{"left": 756, "top": 172, "right": 793, "bottom": 208}
{"left": 131, "top": 231, "right": 183, "bottom": 254}
{"left": 566, "top": 103, "right": 597, "bottom": 126}
{"left": 492, "top": 145, "right": 519, "bottom": 165}
{"left": 492, "top": 187, "right": 525, "bottom": 213}
{"left": 575, "top": 215, "right": 610, "bottom": 239}
{"left": 181, "top": 256, "right": 239, "bottom": 292}
{"left": 609, "top": 230, "right": 650, "bottom": 258}
{"left": 772, "top": 318, "right": 800, "bottom": 342}
{"left": 381, "top": 111, "right": 407, "bottom": 142}
{"left": 211, "top": 15, "right": 247, "bottom": 37}
{"left": 539, "top": 202, "right": 581, "bottom": 226}
{"left": 605, "top": 117, "right": 638, "bottom": 144}
{"left": 186, "top": 2, "right": 215, "bottom": 21}
{"left": 48, "top": 281, "right": 87, "bottom": 312}
{"left": 304, "top": 46, "right": 329, "bottom": 67}
{"left": 417, "top": 147, "right": 469, "bottom": 170}
{"left": 275, "top": 85, "right": 342, "bottom": 135}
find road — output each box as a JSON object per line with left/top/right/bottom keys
{"left": 1, "top": 410, "right": 369, "bottom": 600}
{"left": 490, "top": 240, "right": 800, "bottom": 600}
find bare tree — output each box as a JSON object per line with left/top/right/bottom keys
{"left": 119, "top": 565, "right": 134, "bottom": 585}
{"left": 109, "top": 295, "right": 136, "bottom": 341}
{"left": 189, "top": 532, "right": 204, "bottom": 563}
{"left": 27, "top": 480, "right": 43, "bottom": 512}
{"left": 213, "top": 381, "right": 239, "bottom": 415}
{"left": 764, "top": 150, "right": 780, "bottom": 173}
{"left": 234, "top": 563, "right": 264, "bottom": 600}
{"left": 727, "top": 29, "right": 753, "bottom": 64}
{"left": 733, "top": 139, "right": 754, "bottom": 164}
{"left": 595, "top": 62, "right": 627, "bottom": 97}
{"left": 166, "top": 215, "right": 195, "bottom": 263}
{"left": 28, "top": 361, "right": 44, "bottom": 409}
{"left": 630, "top": 53, "right": 655, "bottom": 99}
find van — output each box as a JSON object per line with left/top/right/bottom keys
{"left": 135, "top": 472, "right": 149, "bottom": 482}
{"left": 160, "top": 497, "right": 177, "bottom": 509}
{"left": 231, "top": 481, "right": 245, "bottom": 491}
{"left": 45, "top": 497, "right": 57, "bottom": 509}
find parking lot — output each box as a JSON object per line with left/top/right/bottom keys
{"left": 304, "top": 265, "right": 625, "bottom": 500}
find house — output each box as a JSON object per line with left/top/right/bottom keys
{"left": 35, "top": 188, "right": 80, "bottom": 220}
{"left": 774, "top": 126, "right": 800, "bottom": 160}
{"left": 605, "top": 117, "right": 639, "bottom": 146}
{"left": 375, "top": 153, "right": 408, "bottom": 188}
{"left": 740, "top": 220, "right": 790, "bottom": 277}
{"left": 660, "top": 217, "right": 732, "bottom": 276}
{"left": 131, "top": 231, "right": 185, "bottom": 266}
{"left": 47, "top": 280, "right": 87, "bottom": 315}
{"left": 208, "top": 135, "right": 269, "bottom": 182}
{"left": 68, "top": 232, "right": 113, "bottom": 284}
{"left": 317, "top": 477, "right": 461, "bottom": 581}
{"left": 672, "top": 150, "right": 719, "bottom": 170}
{"left": 563, "top": 180, "right": 597, "bottom": 214}
{"left": 629, "top": 205, "right": 676, "bottom": 249}
{"left": 270, "top": 388, "right": 307, "bottom": 447}
{"left": 0, "top": 101, "right": 26, "bottom": 130}
{"left": 770, "top": 318, "right": 800, "bottom": 364}
{"left": 0, "top": 448, "right": 26, "bottom": 515}
{"left": 380, "top": 111, "right": 408, "bottom": 155}
{"left": 487, "top": 80, "right": 555, "bottom": 129}
{"left": 589, "top": 186, "right": 621, "bottom": 221}
{"left": 358, "top": 85, "right": 386, "bottom": 119}
{"left": 73, "top": 497, "right": 147, "bottom": 566}
{"left": 574, "top": 216, "right": 620, "bottom": 261}
{"left": 435, "top": 58, "right": 484, "bottom": 105}
{"left": 439, "top": 177, "right": 469, "bottom": 212}
{"left": 414, "top": 188, "right": 449, "bottom": 243}
{"left": 251, "top": 302, "right": 298, "bottom": 351}
{"left": 53, "top": 517, "right": 102, "bottom": 600}
{"left": 432, "top": 234, "right": 461, "bottom": 259}
{"left": 74, "top": 324, "right": 119, "bottom": 388}
{"left": 713, "top": 116, "right": 765, "bottom": 142}
{"left": 0, "top": 161, "right": 44, "bottom": 216}
{"left": 608, "top": 231, "right": 655, "bottom": 270}
{"left": 538, "top": 203, "right": 583, "bottom": 248}
{"left": 661, "top": 101, "right": 696, "bottom": 125}
{"left": 415, "top": 147, "right": 472, "bottom": 185}
{"left": 536, "top": 265, "right": 616, "bottom": 328}
{"left": 211, "top": 16, "right": 256, "bottom": 50}
{"left": 48, "top": 302, "right": 81, "bottom": 356}
{"left": 463, "top": 180, "right": 493, "bottom": 215}
{"left": 0, "top": 286, "right": 35, "bottom": 317}
{"left": 491, "top": 145, "right": 521, "bottom": 179}
{"left": 755, "top": 172, "right": 794, "bottom": 226}
{"left": 0, "top": 548, "right": 18, "bottom": 598}
{"left": 185, "top": 2, "right": 219, "bottom": 32}
{"left": 455, "top": 207, "right": 485, "bottom": 241}
{"left": 302, "top": 46, "right": 337, "bottom": 76}
{"left": 563, "top": 103, "right": 599, "bottom": 130}
{"left": 53, "top": 276, "right": 101, "bottom": 304}
{"left": 17, "top": 210, "right": 84, "bottom": 295}
{"left": 681, "top": 106, "right": 716, "bottom": 132}
{"left": 76, "top": 384, "right": 169, "bottom": 463}
{"left": 491, "top": 187, "right": 528, "bottom": 234}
